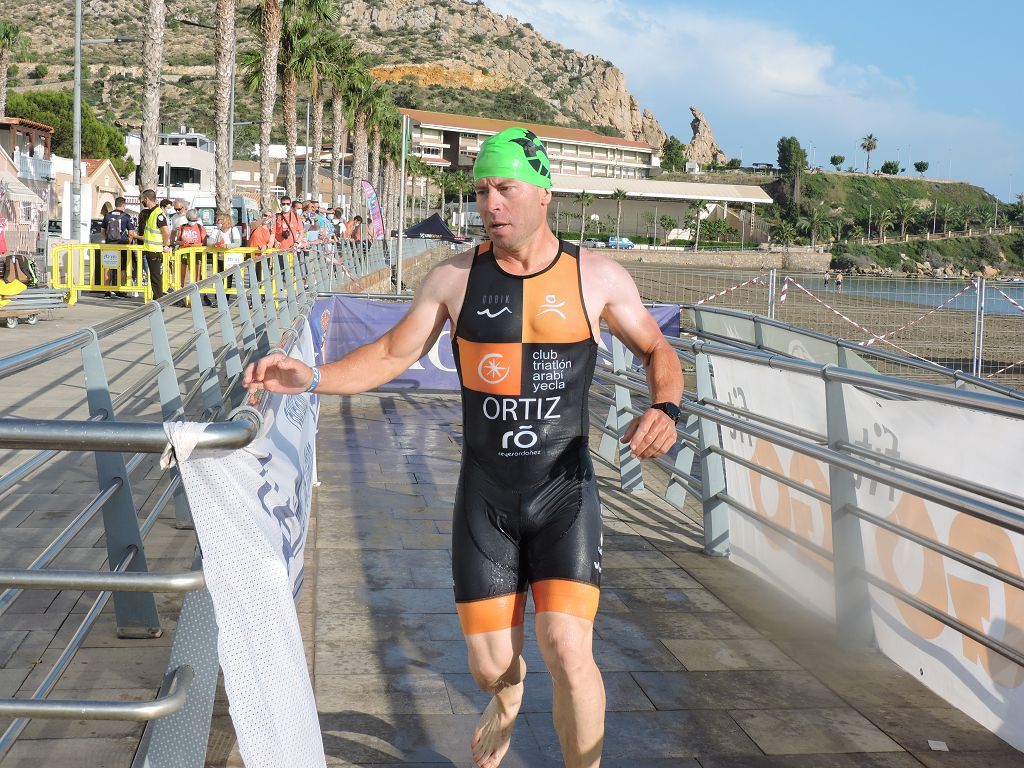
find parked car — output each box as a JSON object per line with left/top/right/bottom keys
{"left": 607, "top": 236, "right": 635, "bottom": 249}
{"left": 89, "top": 218, "right": 105, "bottom": 244}
{"left": 581, "top": 238, "right": 606, "bottom": 248}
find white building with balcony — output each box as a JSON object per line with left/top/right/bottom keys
{"left": 399, "top": 108, "right": 660, "bottom": 180}
{"left": 124, "top": 127, "right": 216, "bottom": 198}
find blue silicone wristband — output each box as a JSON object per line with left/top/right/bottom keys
{"left": 305, "top": 366, "right": 321, "bottom": 393}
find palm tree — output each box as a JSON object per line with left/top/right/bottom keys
{"left": 214, "top": 0, "right": 237, "bottom": 218}
{"left": 892, "top": 198, "right": 918, "bottom": 237}
{"left": 256, "top": 0, "right": 282, "bottom": 209}
{"left": 291, "top": 25, "right": 344, "bottom": 203}
{"left": 327, "top": 48, "right": 360, "bottom": 208}
{"left": 406, "top": 155, "right": 430, "bottom": 223}
{"left": 366, "top": 83, "right": 392, "bottom": 192}
{"left": 772, "top": 220, "right": 797, "bottom": 250}
{"left": 276, "top": 0, "right": 339, "bottom": 198}
{"left": 140, "top": 0, "right": 167, "bottom": 188}
{"left": 860, "top": 133, "right": 879, "bottom": 174}
{"left": 576, "top": 190, "right": 594, "bottom": 241}
{"left": 0, "top": 22, "right": 27, "bottom": 118}
{"left": 347, "top": 68, "right": 374, "bottom": 218}
{"left": 877, "top": 209, "right": 896, "bottom": 240}
{"left": 798, "top": 204, "right": 832, "bottom": 247}
{"left": 240, "top": 1, "right": 284, "bottom": 207}
{"left": 611, "top": 188, "right": 627, "bottom": 241}
{"left": 689, "top": 199, "right": 708, "bottom": 251}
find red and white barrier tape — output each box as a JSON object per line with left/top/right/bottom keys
{"left": 695, "top": 276, "right": 764, "bottom": 306}
{"left": 987, "top": 357, "right": 1024, "bottom": 378}
{"left": 778, "top": 277, "right": 933, "bottom": 363}
{"left": 992, "top": 286, "right": 1024, "bottom": 314}
{"left": 861, "top": 281, "right": 976, "bottom": 346}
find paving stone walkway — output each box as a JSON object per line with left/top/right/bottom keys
{"left": 1, "top": 296, "right": 1021, "bottom": 766}
{"left": 302, "top": 393, "right": 1022, "bottom": 768}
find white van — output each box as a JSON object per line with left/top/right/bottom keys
{"left": 186, "top": 194, "right": 261, "bottom": 246}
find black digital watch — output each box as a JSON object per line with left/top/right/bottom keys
{"left": 651, "top": 402, "right": 682, "bottom": 423}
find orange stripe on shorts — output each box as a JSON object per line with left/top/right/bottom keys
{"left": 456, "top": 592, "right": 527, "bottom": 635}
{"left": 532, "top": 579, "right": 600, "bottom": 622}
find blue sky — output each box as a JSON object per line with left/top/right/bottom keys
{"left": 482, "top": 0, "right": 1021, "bottom": 199}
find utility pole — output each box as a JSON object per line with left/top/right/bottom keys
{"left": 71, "top": 0, "right": 83, "bottom": 241}
{"left": 396, "top": 114, "right": 408, "bottom": 295}
{"left": 304, "top": 99, "right": 311, "bottom": 199}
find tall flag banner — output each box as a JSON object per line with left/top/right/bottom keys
{"left": 361, "top": 180, "right": 386, "bottom": 240}
{"left": 164, "top": 324, "right": 326, "bottom": 768}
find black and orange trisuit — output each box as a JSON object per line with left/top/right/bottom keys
{"left": 451, "top": 239, "right": 603, "bottom": 635}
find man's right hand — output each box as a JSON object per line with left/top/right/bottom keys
{"left": 243, "top": 353, "right": 314, "bottom": 402}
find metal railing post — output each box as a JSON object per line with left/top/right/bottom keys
{"left": 694, "top": 351, "right": 729, "bottom": 555}
{"left": 214, "top": 271, "right": 243, "bottom": 381}
{"left": 132, "top": 551, "right": 219, "bottom": 768}
{"left": 975, "top": 277, "right": 986, "bottom": 377}
{"left": 146, "top": 305, "right": 192, "bottom": 530}
{"left": 187, "top": 286, "right": 225, "bottom": 417}
{"left": 610, "top": 336, "right": 644, "bottom": 492}
{"left": 823, "top": 368, "right": 874, "bottom": 647}
{"left": 664, "top": 413, "right": 699, "bottom": 510}
{"left": 972, "top": 277, "right": 983, "bottom": 377}
{"left": 767, "top": 268, "right": 777, "bottom": 319}
{"left": 79, "top": 331, "right": 162, "bottom": 638}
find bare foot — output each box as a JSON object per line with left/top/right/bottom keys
{"left": 471, "top": 661, "right": 526, "bottom": 768}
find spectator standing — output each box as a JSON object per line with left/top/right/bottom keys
{"left": 175, "top": 209, "right": 207, "bottom": 287}
{"left": 346, "top": 215, "right": 363, "bottom": 242}
{"left": 136, "top": 189, "right": 170, "bottom": 299}
{"left": 212, "top": 212, "right": 242, "bottom": 291}
{"left": 101, "top": 196, "right": 135, "bottom": 295}
{"left": 274, "top": 195, "right": 304, "bottom": 253}
{"left": 248, "top": 209, "right": 276, "bottom": 280}
{"left": 168, "top": 198, "right": 188, "bottom": 242}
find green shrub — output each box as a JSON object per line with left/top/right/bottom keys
{"left": 31, "top": 63, "right": 48, "bottom": 79}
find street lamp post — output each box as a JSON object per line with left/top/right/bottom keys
{"left": 73, "top": 0, "right": 140, "bottom": 244}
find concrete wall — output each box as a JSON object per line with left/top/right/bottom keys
{"left": 606, "top": 247, "right": 831, "bottom": 272}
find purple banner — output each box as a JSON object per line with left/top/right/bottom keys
{"left": 309, "top": 296, "right": 681, "bottom": 392}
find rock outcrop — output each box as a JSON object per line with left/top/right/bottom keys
{"left": 341, "top": 0, "right": 667, "bottom": 147}
{"left": 687, "top": 106, "right": 727, "bottom": 166}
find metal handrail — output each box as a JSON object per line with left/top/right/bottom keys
{"left": 0, "top": 249, "right": 329, "bottom": 758}
{"left": 672, "top": 336, "right": 1024, "bottom": 421}
{"left": 0, "top": 568, "right": 205, "bottom": 593}
{"left": 0, "top": 665, "right": 193, "bottom": 722}
{"left": 685, "top": 397, "right": 1024, "bottom": 535}
{"left": 686, "top": 303, "right": 1024, "bottom": 400}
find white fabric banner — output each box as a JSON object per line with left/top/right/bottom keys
{"left": 713, "top": 357, "right": 836, "bottom": 619}
{"left": 164, "top": 324, "right": 325, "bottom": 768}
{"left": 711, "top": 355, "right": 1024, "bottom": 751}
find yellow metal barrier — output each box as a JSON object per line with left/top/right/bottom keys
{"left": 164, "top": 247, "right": 298, "bottom": 304}
{"left": 51, "top": 244, "right": 302, "bottom": 307}
{"left": 50, "top": 243, "right": 151, "bottom": 306}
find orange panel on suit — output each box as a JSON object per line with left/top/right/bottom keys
{"left": 456, "top": 592, "right": 528, "bottom": 635}
{"left": 521, "top": 254, "right": 592, "bottom": 344}
{"left": 532, "top": 579, "right": 600, "bottom": 621}
{"left": 456, "top": 340, "right": 522, "bottom": 396}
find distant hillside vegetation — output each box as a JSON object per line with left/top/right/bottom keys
{"left": 767, "top": 173, "right": 999, "bottom": 223}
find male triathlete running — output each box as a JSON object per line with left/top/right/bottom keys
{"left": 243, "top": 128, "right": 683, "bottom": 768}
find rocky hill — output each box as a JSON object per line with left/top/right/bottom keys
{"left": 5, "top": 0, "right": 666, "bottom": 149}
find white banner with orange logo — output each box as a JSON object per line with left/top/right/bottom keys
{"left": 711, "top": 356, "right": 1024, "bottom": 751}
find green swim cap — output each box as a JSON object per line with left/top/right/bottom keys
{"left": 473, "top": 127, "right": 552, "bottom": 188}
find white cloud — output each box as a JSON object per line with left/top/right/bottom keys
{"left": 480, "top": 0, "right": 1017, "bottom": 195}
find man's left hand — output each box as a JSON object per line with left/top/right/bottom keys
{"left": 620, "top": 408, "right": 677, "bottom": 459}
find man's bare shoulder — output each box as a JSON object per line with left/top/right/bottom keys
{"left": 579, "top": 247, "right": 635, "bottom": 287}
